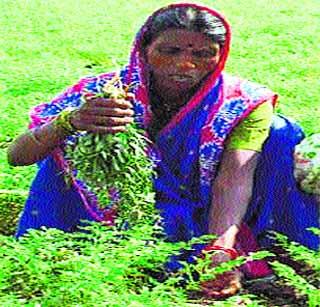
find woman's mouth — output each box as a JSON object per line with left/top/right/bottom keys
{"left": 169, "top": 74, "right": 194, "bottom": 82}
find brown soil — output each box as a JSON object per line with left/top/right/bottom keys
{"left": 242, "top": 274, "right": 308, "bottom": 306}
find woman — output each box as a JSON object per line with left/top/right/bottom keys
{"left": 7, "top": 3, "right": 319, "bottom": 299}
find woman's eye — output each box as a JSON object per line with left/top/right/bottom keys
{"left": 159, "top": 47, "right": 180, "bottom": 55}
{"left": 193, "top": 50, "right": 216, "bottom": 58}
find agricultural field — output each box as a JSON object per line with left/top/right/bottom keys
{"left": 0, "top": 0, "right": 319, "bottom": 306}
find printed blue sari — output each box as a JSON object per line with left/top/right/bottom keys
{"left": 16, "top": 114, "right": 320, "bottom": 252}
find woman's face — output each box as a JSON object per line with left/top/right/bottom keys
{"left": 145, "top": 28, "right": 221, "bottom": 97}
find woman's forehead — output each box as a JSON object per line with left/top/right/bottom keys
{"left": 150, "top": 28, "right": 219, "bottom": 48}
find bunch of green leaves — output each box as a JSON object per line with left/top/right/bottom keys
{"left": 64, "top": 75, "right": 157, "bottom": 226}
{"left": 268, "top": 228, "right": 320, "bottom": 307}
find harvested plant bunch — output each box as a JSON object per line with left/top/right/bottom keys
{"left": 65, "top": 75, "right": 157, "bottom": 226}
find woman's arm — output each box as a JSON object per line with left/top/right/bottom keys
{"left": 208, "top": 149, "right": 259, "bottom": 248}
{"left": 209, "top": 101, "right": 273, "bottom": 248}
{"left": 7, "top": 97, "right": 134, "bottom": 166}
{"left": 7, "top": 121, "right": 70, "bottom": 166}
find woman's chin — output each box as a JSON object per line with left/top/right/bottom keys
{"left": 163, "top": 82, "right": 196, "bottom": 96}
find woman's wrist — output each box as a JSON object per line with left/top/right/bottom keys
{"left": 8, "top": 123, "right": 65, "bottom": 166}
{"left": 30, "top": 114, "right": 73, "bottom": 149}
{"left": 52, "top": 107, "right": 79, "bottom": 136}
{"left": 203, "top": 244, "right": 239, "bottom": 260}
{"left": 27, "top": 108, "right": 79, "bottom": 152}
{"left": 27, "top": 128, "right": 47, "bottom": 147}
{"left": 209, "top": 224, "right": 240, "bottom": 249}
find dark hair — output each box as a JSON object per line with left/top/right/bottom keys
{"left": 140, "top": 7, "right": 227, "bottom": 49}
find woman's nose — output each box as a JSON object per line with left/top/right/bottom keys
{"left": 175, "top": 51, "right": 196, "bottom": 70}
{"left": 176, "top": 61, "right": 196, "bottom": 70}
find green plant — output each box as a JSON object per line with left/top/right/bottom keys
{"left": 270, "top": 261, "right": 319, "bottom": 307}
{"left": 270, "top": 229, "right": 320, "bottom": 280}
{"left": 0, "top": 222, "right": 198, "bottom": 306}
{"left": 1, "top": 221, "right": 319, "bottom": 306}
{"left": 267, "top": 229, "right": 320, "bottom": 307}
{"left": 0, "top": 221, "right": 276, "bottom": 306}
{"left": 0, "top": 189, "right": 27, "bottom": 235}
{"left": 64, "top": 75, "right": 157, "bottom": 226}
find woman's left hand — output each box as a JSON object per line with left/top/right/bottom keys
{"left": 200, "top": 251, "right": 243, "bottom": 299}
{"left": 203, "top": 149, "right": 259, "bottom": 299}
{"left": 201, "top": 270, "right": 242, "bottom": 299}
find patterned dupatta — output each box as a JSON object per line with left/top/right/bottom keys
{"left": 29, "top": 3, "right": 277, "bottom": 242}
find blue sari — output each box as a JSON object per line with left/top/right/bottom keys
{"left": 16, "top": 114, "right": 319, "bottom": 251}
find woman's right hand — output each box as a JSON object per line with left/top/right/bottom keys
{"left": 7, "top": 96, "right": 135, "bottom": 166}
{"left": 70, "top": 96, "right": 135, "bottom": 134}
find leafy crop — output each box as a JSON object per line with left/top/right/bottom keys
{"left": 0, "top": 223, "right": 188, "bottom": 306}
{"left": 1, "top": 223, "right": 319, "bottom": 306}
{"left": 270, "top": 261, "right": 320, "bottom": 307}
{"left": 265, "top": 229, "right": 320, "bottom": 307}
{"left": 0, "top": 223, "right": 204, "bottom": 306}
{"left": 0, "top": 190, "right": 27, "bottom": 235}
{"left": 0, "top": 221, "right": 273, "bottom": 307}
{"left": 64, "top": 75, "right": 157, "bottom": 226}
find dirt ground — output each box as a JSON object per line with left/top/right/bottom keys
{"left": 242, "top": 274, "right": 308, "bottom": 306}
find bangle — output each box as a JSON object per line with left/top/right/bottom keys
{"left": 202, "top": 244, "right": 239, "bottom": 260}
{"left": 52, "top": 107, "right": 78, "bottom": 135}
